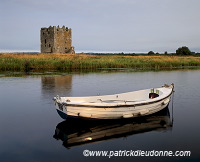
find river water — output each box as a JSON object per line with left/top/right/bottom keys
{"left": 0, "top": 70, "right": 200, "bottom": 162}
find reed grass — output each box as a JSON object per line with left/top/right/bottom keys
{"left": 1, "top": 53, "right": 200, "bottom": 71}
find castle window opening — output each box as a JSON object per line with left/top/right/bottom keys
{"left": 45, "top": 39, "right": 46, "bottom": 44}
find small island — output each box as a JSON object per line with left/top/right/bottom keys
{"left": 0, "top": 48, "right": 200, "bottom": 72}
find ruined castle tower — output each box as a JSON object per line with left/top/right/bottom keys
{"left": 40, "top": 25, "right": 75, "bottom": 54}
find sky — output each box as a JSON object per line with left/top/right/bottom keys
{"left": 0, "top": 0, "right": 200, "bottom": 53}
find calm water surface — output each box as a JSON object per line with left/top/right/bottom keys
{"left": 0, "top": 70, "right": 200, "bottom": 162}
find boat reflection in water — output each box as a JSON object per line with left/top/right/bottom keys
{"left": 53, "top": 107, "right": 173, "bottom": 149}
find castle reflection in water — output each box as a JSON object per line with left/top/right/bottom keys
{"left": 41, "top": 75, "right": 72, "bottom": 98}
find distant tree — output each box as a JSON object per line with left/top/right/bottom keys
{"left": 164, "top": 51, "right": 168, "bottom": 55}
{"left": 148, "top": 51, "right": 155, "bottom": 55}
{"left": 117, "top": 52, "right": 124, "bottom": 55}
{"left": 176, "top": 46, "right": 192, "bottom": 55}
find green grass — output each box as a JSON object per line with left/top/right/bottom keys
{"left": 1, "top": 53, "right": 200, "bottom": 72}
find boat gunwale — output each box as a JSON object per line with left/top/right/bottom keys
{"left": 62, "top": 86, "right": 174, "bottom": 108}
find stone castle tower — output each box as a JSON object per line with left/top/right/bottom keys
{"left": 40, "top": 25, "right": 75, "bottom": 54}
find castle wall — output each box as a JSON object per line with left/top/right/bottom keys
{"left": 40, "top": 26, "right": 74, "bottom": 54}
{"left": 41, "top": 26, "right": 55, "bottom": 53}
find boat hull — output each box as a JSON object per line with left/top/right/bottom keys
{"left": 54, "top": 84, "right": 174, "bottom": 119}
{"left": 55, "top": 96, "right": 172, "bottom": 120}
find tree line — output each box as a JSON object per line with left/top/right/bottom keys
{"left": 148, "top": 46, "right": 199, "bottom": 55}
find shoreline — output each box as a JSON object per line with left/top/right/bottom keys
{"left": 1, "top": 53, "right": 200, "bottom": 72}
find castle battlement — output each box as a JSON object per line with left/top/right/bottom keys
{"left": 41, "top": 25, "right": 71, "bottom": 32}
{"left": 40, "top": 25, "right": 75, "bottom": 54}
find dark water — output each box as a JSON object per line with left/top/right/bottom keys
{"left": 0, "top": 70, "right": 200, "bottom": 162}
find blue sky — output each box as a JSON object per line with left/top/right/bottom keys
{"left": 1, "top": 0, "right": 200, "bottom": 53}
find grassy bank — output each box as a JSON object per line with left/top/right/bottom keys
{"left": 1, "top": 53, "right": 200, "bottom": 72}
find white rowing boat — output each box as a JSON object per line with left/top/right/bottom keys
{"left": 53, "top": 83, "right": 174, "bottom": 119}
